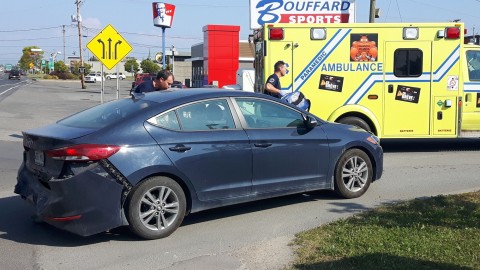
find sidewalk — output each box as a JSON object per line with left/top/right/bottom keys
{"left": 0, "top": 79, "right": 131, "bottom": 142}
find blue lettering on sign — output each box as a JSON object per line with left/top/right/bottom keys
{"left": 321, "top": 62, "right": 384, "bottom": 72}
{"left": 256, "top": 0, "right": 283, "bottom": 26}
{"left": 255, "top": 1, "right": 351, "bottom": 25}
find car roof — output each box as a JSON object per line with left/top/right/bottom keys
{"left": 136, "top": 88, "right": 271, "bottom": 105}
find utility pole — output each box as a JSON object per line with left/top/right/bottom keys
{"left": 76, "top": 0, "right": 86, "bottom": 89}
{"left": 369, "top": 0, "right": 376, "bottom": 23}
{"left": 62, "top": 25, "right": 66, "bottom": 63}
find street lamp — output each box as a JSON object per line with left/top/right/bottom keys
{"left": 50, "top": 51, "right": 62, "bottom": 72}
{"left": 170, "top": 45, "right": 176, "bottom": 73}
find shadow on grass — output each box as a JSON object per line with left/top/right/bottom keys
{"left": 347, "top": 194, "right": 480, "bottom": 230}
{"left": 293, "top": 253, "right": 473, "bottom": 270}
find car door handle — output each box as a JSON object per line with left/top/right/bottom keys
{"left": 169, "top": 145, "right": 191, "bottom": 152}
{"left": 254, "top": 143, "right": 272, "bottom": 148}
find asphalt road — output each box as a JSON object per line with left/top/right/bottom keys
{"left": 0, "top": 77, "right": 479, "bottom": 270}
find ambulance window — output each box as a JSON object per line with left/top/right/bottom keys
{"left": 394, "top": 49, "right": 422, "bottom": 77}
{"left": 466, "top": 50, "right": 480, "bottom": 81}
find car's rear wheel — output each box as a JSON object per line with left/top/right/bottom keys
{"left": 334, "top": 149, "right": 372, "bottom": 199}
{"left": 126, "top": 176, "right": 186, "bottom": 239}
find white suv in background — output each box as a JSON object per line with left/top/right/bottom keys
{"left": 84, "top": 73, "right": 104, "bottom": 83}
{"left": 105, "top": 72, "right": 126, "bottom": 80}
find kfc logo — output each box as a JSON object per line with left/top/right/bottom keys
{"left": 152, "top": 2, "right": 176, "bottom": 28}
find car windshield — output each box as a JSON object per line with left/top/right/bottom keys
{"left": 58, "top": 99, "right": 154, "bottom": 129}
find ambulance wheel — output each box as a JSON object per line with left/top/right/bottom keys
{"left": 334, "top": 148, "right": 372, "bottom": 199}
{"left": 338, "top": 117, "right": 371, "bottom": 132}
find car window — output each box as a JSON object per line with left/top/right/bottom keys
{"left": 235, "top": 98, "right": 304, "bottom": 128}
{"left": 177, "top": 99, "right": 235, "bottom": 131}
{"left": 58, "top": 99, "right": 154, "bottom": 129}
{"left": 147, "top": 110, "right": 180, "bottom": 130}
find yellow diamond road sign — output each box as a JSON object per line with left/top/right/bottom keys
{"left": 86, "top": 24, "right": 132, "bottom": 70}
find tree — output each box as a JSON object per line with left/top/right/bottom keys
{"left": 19, "top": 46, "right": 44, "bottom": 71}
{"left": 54, "top": 61, "right": 70, "bottom": 73}
{"left": 124, "top": 58, "right": 139, "bottom": 74}
{"left": 71, "top": 61, "right": 92, "bottom": 75}
{"left": 140, "top": 59, "right": 160, "bottom": 74}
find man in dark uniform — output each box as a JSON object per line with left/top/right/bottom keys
{"left": 264, "top": 60, "right": 287, "bottom": 98}
{"left": 134, "top": 69, "right": 174, "bottom": 94}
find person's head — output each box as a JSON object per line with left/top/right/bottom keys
{"left": 154, "top": 69, "right": 174, "bottom": 90}
{"left": 274, "top": 61, "right": 287, "bottom": 77}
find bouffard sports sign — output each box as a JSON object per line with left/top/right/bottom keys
{"left": 249, "top": 0, "right": 356, "bottom": 29}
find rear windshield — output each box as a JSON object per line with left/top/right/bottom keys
{"left": 58, "top": 99, "right": 153, "bottom": 129}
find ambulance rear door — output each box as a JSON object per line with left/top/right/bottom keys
{"left": 265, "top": 41, "right": 294, "bottom": 95}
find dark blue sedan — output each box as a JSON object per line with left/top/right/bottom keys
{"left": 15, "top": 89, "right": 383, "bottom": 239}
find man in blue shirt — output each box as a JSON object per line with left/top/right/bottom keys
{"left": 134, "top": 69, "right": 174, "bottom": 93}
{"left": 264, "top": 60, "right": 286, "bottom": 98}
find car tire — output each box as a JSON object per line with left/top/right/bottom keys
{"left": 334, "top": 148, "right": 372, "bottom": 199}
{"left": 338, "top": 116, "right": 371, "bottom": 132}
{"left": 107, "top": 77, "right": 111, "bottom": 80}
{"left": 126, "top": 176, "right": 186, "bottom": 240}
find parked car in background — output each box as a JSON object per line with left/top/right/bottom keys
{"left": 131, "top": 73, "right": 156, "bottom": 93}
{"left": 8, "top": 69, "right": 21, "bottom": 80}
{"left": 105, "top": 72, "right": 126, "bottom": 80}
{"left": 171, "top": 80, "right": 188, "bottom": 89}
{"left": 84, "top": 73, "right": 104, "bottom": 83}
{"left": 15, "top": 88, "right": 383, "bottom": 239}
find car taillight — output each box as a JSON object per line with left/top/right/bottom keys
{"left": 47, "top": 144, "right": 121, "bottom": 161}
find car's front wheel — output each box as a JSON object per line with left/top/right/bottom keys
{"left": 126, "top": 176, "right": 186, "bottom": 240}
{"left": 334, "top": 148, "right": 372, "bottom": 199}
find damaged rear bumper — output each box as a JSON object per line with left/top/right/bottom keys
{"left": 15, "top": 160, "right": 128, "bottom": 237}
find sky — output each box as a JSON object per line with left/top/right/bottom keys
{"left": 1, "top": 0, "right": 480, "bottom": 65}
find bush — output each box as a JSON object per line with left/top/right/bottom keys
{"left": 50, "top": 71, "right": 78, "bottom": 80}
{"left": 43, "top": 74, "right": 59, "bottom": 80}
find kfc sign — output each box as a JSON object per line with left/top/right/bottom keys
{"left": 152, "top": 2, "right": 176, "bottom": 28}
{"left": 249, "top": 0, "right": 355, "bottom": 29}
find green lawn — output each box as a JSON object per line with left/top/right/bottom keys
{"left": 290, "top": 191, "right": 480, "bottom": 270}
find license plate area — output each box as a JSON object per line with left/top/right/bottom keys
{"left": 34, "top": 150, "right": 45, "bottom": 167}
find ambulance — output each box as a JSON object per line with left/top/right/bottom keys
{"left": 253, "top": 22, "right": 480, "bottom": 139}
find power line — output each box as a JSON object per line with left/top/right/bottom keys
{"left": 0, "top": 35, "right": 76, "bottom": 42}
{"left": 0, "top": 26, "right": 61, "bottom": 33}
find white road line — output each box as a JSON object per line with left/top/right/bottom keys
{"left": 0, "top": 81, "right": 29, "bottom": 96}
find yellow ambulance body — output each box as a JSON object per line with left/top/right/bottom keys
{"left": 253, "top": 22, "right": 480, "bottom": 138}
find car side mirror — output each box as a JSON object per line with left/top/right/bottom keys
{"left": 302, "top": 114, "right": 317, "bottom": 129}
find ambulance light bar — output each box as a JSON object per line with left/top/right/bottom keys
{"left": 437, "top": 27, "right": 461, "bottom": 39}
{"left": 269, "top": 28, "right": 284, "bottom": 40}
{"left": 445, "top": 27, "right": 460, "bottom": 39}
{"left": 311, "top": 28, "right": 327, "bottom": 40}
{"left": 403, "top": 27, "right": 419, "bottom": 40}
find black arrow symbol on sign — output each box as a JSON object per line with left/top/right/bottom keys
{"left": 114, "top": 40, "right": 122, "bottom": 60}
{"left": 107, "top": 38, "right": 112, "bottom": 59}
{"left": 97, "top": 39, "right": 105, "bottom": 59}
